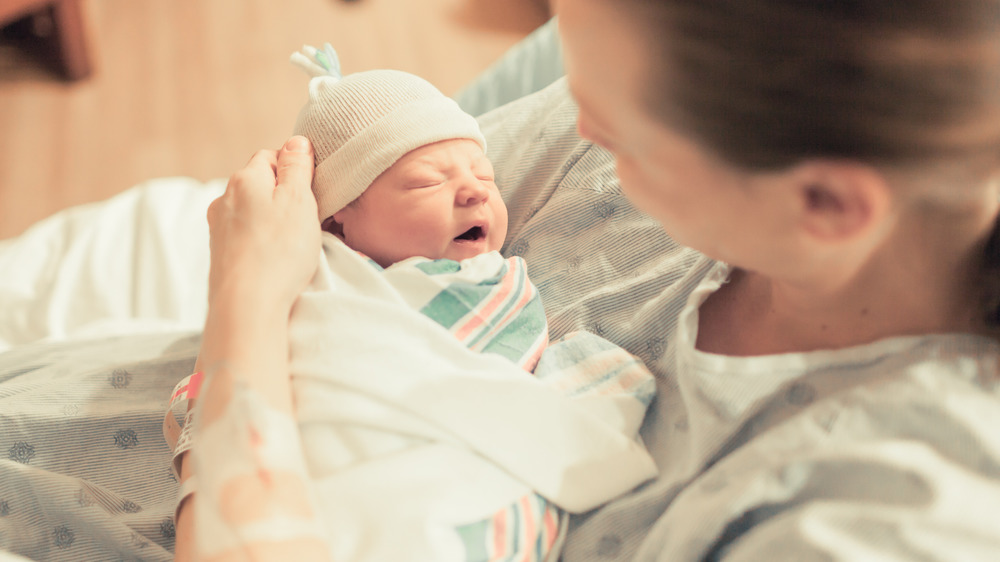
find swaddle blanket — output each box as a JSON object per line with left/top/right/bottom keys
{"left": 277, "top": 233, "right": 658, "bottom": 561}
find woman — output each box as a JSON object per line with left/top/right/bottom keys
{"left": 178, "top": 0, "right": 1000, "bottom": 559}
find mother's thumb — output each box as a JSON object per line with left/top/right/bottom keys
{"left": 276, "top": 136, "right": 315, "bottom": 192}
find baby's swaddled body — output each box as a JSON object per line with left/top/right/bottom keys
{"left": 287, "top": 233, "right": 658, "bottom": 561}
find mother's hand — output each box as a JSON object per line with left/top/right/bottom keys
{"left": 206, "top": 136, "right": 320, "bottom": 311}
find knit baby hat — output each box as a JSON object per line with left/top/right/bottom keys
{"left": 291, "top": 44, "right": 487, "bottom": 221}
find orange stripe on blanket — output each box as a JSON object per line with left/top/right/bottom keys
{"left": 471, "top": 269, "right": 538, "bottom": 354}
{"left": 492, "top": 508, "right": 508, "bottom": 559}
{"left": 520, "top": 495, "right": 536, "bottom": 562}
{"left": 543, "top": 504, "right": 559, "bottom": 551}
{"left": 453, "top": 263, "right": 518, "bottom": 342}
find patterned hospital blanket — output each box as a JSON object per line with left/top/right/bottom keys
{"left": 0, "top": 332, "right": 200, "bottom": 561}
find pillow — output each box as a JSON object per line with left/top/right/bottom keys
{"left": 478, "top": 78, "right": 702, "bottom": 365}
{"left": 453, "top": 18, "right": 565, "bottom": 117}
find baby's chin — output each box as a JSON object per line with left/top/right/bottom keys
{"left": 443, "top": 241, "right": 500, "bottom": 262}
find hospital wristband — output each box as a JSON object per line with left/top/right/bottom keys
{"left": 163, "top": 372, "right": 204, "bottom": 479}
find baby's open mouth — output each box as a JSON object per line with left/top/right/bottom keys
{"left": 455, "top": 226, "right": 485, "bottom": 241}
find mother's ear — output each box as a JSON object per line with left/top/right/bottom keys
{"left": 791, "top": 161, "right": 894, "bottom": 244}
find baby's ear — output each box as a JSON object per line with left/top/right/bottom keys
{"left": 321, "top": 215, "right": 345, "bottom": 239}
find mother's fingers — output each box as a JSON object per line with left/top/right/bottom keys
{"left": 226, "top": 149, "right": 280, "bottom": 198}
{"left": 246, "top": 148, "right": 279, "bottom": 174}
{"left": 275, "top": 136, "right": 315, "bottom": 195}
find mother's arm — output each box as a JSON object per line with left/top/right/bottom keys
{"left": 174, "top": 137, "right": 329, "bottom": 561}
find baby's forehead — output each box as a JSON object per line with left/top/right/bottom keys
{"left": 399, "top": 142, "right": 491, "bottom": 170}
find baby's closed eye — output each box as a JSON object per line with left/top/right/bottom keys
{"left": 404, "top": 177, "right": 445, "bottom": 189}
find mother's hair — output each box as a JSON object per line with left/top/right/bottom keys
{"left": 621, "top": 0, "right": 1000, "bottom": 328}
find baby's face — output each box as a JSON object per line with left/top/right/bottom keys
{"left": 332, "top": 139, "right": 508, "bottom": 268}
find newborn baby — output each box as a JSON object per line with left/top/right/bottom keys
{"left": 170, "top": 44, "right": 658, "bottom": 562}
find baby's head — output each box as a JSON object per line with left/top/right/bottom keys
{"left": 292, "top": 46, "right": 507, "bottom": 267}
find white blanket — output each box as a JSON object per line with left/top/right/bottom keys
{"left": 285, "top": 235, "right": 657, "bottom": 560}
{"left": 0, "top": 177, "right": 223, "bottom": 354}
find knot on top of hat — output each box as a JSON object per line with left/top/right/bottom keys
{"left": 290, "top": 43, "right": 342, "bottom": 80}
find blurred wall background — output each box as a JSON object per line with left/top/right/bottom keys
{"left": 0, "top": 0, "right": 550, "bottom": 239}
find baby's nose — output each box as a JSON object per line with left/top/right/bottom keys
{"left": 457, "top": 178, "right": 490, "bottom": 206}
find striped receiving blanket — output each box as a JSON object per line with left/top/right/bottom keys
{"left": 379, "top": 253, "right": 549, "bottom": 373}
{"left": 281, "top": 233, "right": 657, "bottom": 562}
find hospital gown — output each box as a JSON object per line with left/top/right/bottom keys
{"left": 476, "top": 79, "right": 1000, "bottom": 562}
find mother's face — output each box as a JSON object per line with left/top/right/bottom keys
{"left": 554, "top": 0, "right": 799, "bottom": 270}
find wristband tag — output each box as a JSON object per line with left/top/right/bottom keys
{"left": 171, "top": 371, "right": 204, "bottom": 404}
{"left": 163, "top": 372, "right": 205, "bottom": 475}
